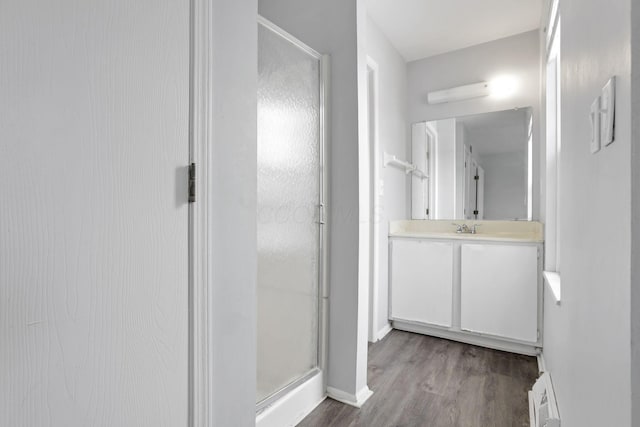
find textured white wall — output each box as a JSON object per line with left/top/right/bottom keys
{"left": 541, "top": 0, "right": 632, "bottom": 426}
{"left": 408, "top": 31, "right": 541, "bottom": 220}
{"left": 365, "top": 15, "right": 409, "bottom": 340}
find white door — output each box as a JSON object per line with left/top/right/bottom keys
{"left": 0, "top": 2, "right": 190, "bottom": 426}
{"left": 257, "top": 19, "right": 326, "bottom": 405}
{"left": 460, "top": 244, "right": 538, "bottom": 342}
{"left": 390, "top": 240, "right": 453, "bottom": 327}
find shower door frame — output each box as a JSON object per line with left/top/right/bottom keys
{"left": 255, "top": 15, "right": 330, "bottom": 413}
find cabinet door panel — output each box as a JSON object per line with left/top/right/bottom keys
{"left": 391, "top": 240, "right": 453, "bottom": 327}
{"left": 461, "top": 244, "right": 538, "bottom": 342}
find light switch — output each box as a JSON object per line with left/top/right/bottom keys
{"left": 601, "top": 77, "right": 616, "bottom": 146}
{"left": 590, "top": 96, "right": 601, "bottom": 154}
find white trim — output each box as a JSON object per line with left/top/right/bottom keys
{"left": 543, "top": 271, "right": 562, "bottom": 304}
{"left": 393, "top": 320, "right": 541, "bottom": 356}
{"left": 326, "top": 386, "right": 374, "bottom": 409}
{"left": 190, "top": 0, "right": 213, "bottom": 425}
{"left": 319, "top": 52, "right": 331, "bottom": 384}
{"left": 257, "top": 369, "right": 320, "bottom": 413}
{"left": 545, "top": 17, "right": 561, "bottom": 273}
{"left": 256, "top": 372, "right": 326, "bottom": 427}
{"left": 537, "top": 352, "right": 548, "bottom": 374}
{"left": 257, "top": 16, "right": 322, "bottom": 59}
{"left": 377, "top": 323, "right": 393, "bottom": 341}
{"left": 366, "top": 56, "right": 380, "bottom": 343}
{"left": 545, "top": 0, "right": 560, "bottom": 53}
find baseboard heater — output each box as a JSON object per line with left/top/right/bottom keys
{"left": 529, "top": 372, "right": 560, "bottom": 427}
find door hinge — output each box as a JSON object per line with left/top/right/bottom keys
{"left": 188, "top": 163, "right": 196, "bottom": 203}
{"left": 318, "top": 203, "right": 326, "bottom": 225}
{"left": 474, "top": 175, "right": 479, "bottom": 180}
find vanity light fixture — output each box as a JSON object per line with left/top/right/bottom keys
{"left": 489, "top": 75, "right": 519, "bottom": 99}
{"left": 427, "top": 81, "right": 490, "bottom": 104}
{"left": 427, "top": 76, "right": 519, "bottom": 104}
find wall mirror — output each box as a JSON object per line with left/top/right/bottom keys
{"left": 411, "top": 107, "right": 533, "bottom": 221}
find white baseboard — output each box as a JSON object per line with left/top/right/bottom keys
{"left": 377, "top": 323, "right": 393, "bottom": 341}
{"left": 326, "top": 386, "right": 373, "bottom": 409}
{"left": 393, "top": 320, "right": 540, "bottom": 356}
{"left": 256, "top": 372, "right": 325, "bottom": 427}
{"left": 537, "top": 352, "right": 547, "bottom": 373}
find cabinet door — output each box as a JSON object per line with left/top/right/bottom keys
{"left": 390, "top": 240, "right": 453, "bottom": 327}
{"left": 461, "top": 244, "right": 538, "bottom": 342}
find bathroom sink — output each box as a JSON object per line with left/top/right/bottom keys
{"left": 389, "top": 220, "right": 543, "bottom": 243}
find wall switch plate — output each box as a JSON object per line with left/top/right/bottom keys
{"left": 601, "top": 76, "right": 616, "bottom": 146}
{"left": 590, "top": 96, "right": 601, "bottom": 153}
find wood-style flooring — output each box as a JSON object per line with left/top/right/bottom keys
{"left": 298, "top": 330, "right": 538, "bottom": 427}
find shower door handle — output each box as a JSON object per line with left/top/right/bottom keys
{"left": 318, "top": 203, "right": 326, "bottom": 225}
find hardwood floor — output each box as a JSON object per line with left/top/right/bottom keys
{"left": 298, "top": 330, "right": 538, "bottom": 427}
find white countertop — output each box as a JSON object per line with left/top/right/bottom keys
{"left": 389, "top": 220, "right": 544, "bottom": 243}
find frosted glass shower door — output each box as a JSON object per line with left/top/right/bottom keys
{"left": 257, "top": 20, "right": 325, "bottom": 404}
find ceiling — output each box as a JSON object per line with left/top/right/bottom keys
{"left": 366, "top": 0, "right": 542, "bottom": 62}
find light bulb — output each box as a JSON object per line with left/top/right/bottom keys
{"left": 489, "top": 76, "right": 518, "bottom": 99}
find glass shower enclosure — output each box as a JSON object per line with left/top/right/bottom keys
{"left": 256, "top": 17, "right": 328, "bottom": 409}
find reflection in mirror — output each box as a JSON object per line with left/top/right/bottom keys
{"left": 412, "top": 107, "right": 533, "bottom": 221}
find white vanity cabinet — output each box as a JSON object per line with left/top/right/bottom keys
{"left": 390, "top": 239, "right": 453, "bottom": 327}
{"left": 460, "top": 244, "right": 539, "bottom": 343}
{"left": 389, "top": 223, "right": 543, "bottom": 356}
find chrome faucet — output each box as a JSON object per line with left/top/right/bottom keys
{"left": 452, "top": 223, "right": 470, "bottom": 233}
{"left": 452, "top": 223, "right": 481, "bottom": 234}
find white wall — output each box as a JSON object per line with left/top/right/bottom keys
{"left": 408, "top": 31, "right": 541, "bottom": 220}
{"left": 210, "top": 1, "right": 258, "bottom": 425}
{"left": 541, "top": 0, "right": 632, "bottom": 425}
{"left": 258, "top": 0, "right": 368, "bottom": 399}
{"left": 365, "top": 15, "right": 409, "bottom": 340}
{"left": 478, "top": 152, "right": 527, "bottom": 220}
